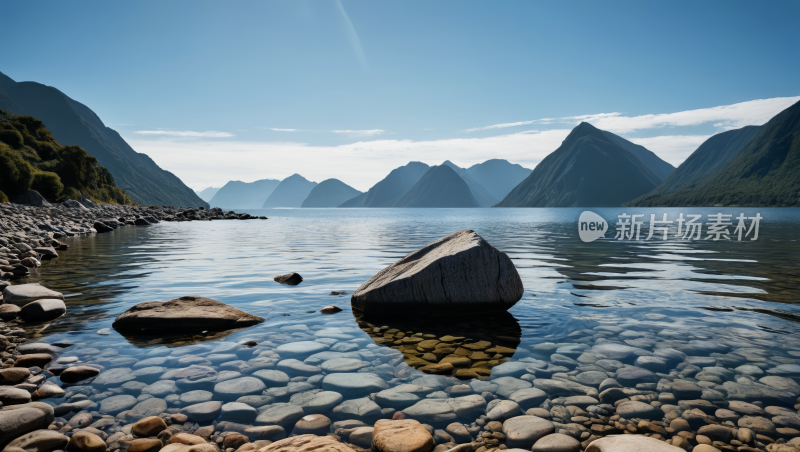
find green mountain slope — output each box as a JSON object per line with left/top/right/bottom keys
{"left": 0, "top": 109, "right": 131, "bottom": 204}
{"left": 0, "top": 71, "right": 207, "bottom": 207}
{"left": 301, "top": 179, "right": 362, "bottom": 207}
{"left": 628, "top": 125, "right": 761, "bottom": 206}
{"left": 496, "top": 122, "right": 662, "bottom": 207}
{"left": 602, "top": 131, "right": 675, "bottom": 180}
{"left": 395, "top": 165, "right": 479, "bottom": 207}
{"left": 629, "top": 100, "right": 800, "bottom": 207}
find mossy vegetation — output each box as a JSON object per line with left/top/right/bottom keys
{"left": 0, "top": 109, "right": 131, "bottom": 204}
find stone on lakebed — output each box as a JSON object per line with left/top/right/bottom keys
{"left": 351, "top": 230, "right": 523, "bottom": 316}
{"left": 112, "top": 296, "right": 263, "bottom": 332}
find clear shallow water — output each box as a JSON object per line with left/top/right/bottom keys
{"left": 16, "top": 207, "right": 800, "bottom": 434}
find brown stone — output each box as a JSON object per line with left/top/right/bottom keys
{"left": 372, "top": 419, "right": 434, "bottom": 452}
{"left": 124, "top": 438, "right": 163, "bottom": 452}
{"left": 258, "top": 434, "right": 355, "bottom": 451}
{"left": 69, "top": 431, "right": 107, "bottom": 452}
{"left": 132, "top": 416, "right": 168, "bottom": 437}
{"left": 273, "top": 273, "right": 303, "bottom": 285}
{"left": 439, "top": 356, "right": 471, "bottom": 368}
{"left": 59, "top": 366, "right": 101, "bottom": 384}
{"left": 168, "top": 433, "right": 207, "bottom": 445}
{"left": 194, "top": 426, "right": 215, "bottom": 440}
{"left": 13, "top": 354, "right": 53, "bottom": 368}
{"left": 112, "top": 296, "right": 264, "bottom": 332}
{"left": 0, "top": 367, "right": 31, "bottom": 384}
{"left": 320, "top": 306, "right": 342, "bottom": 314}
{"left": 419, "top": 363, "right": 454, "bottom": 374}
{"left": 223, "top": 433, "right": 249, "bottom": 449}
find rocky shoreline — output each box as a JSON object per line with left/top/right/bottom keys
{"left": 1, "top": 203, "right": 800, "bottom": 452}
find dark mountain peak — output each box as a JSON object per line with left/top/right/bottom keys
{"left": 301, "top": 178, "right": 362, "bottom": 208}
{"left": 285, "top": 173, "right": 312, "bottom": 182}
{"left": 395, "top": 164, "right": 479, "bottom": 207}
{"left": 360, "top": 161, "right": 431, "bottom": 207}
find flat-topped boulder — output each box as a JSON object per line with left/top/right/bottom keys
{"left": 351, "top": 230, "right": 523, "bottom": 316}
{"left": 112, "top": 296, "right": 263, "bottom": 332}
{"left": 2, "top": 284, "right": 64, "bottom": 305}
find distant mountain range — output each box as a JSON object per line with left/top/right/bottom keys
{"left": 195, "top": 187, "right": 220, "bottom": 202}
{"left": 629, "top": 100, "right": 800, "bottom": 207}
{"left": 396, "top": 165, "right": 479, "bottom": 207}
{"left": 0, "top": 71, "right": 208, "bottom": 208}
{"left": 301, "top": 179, "right": 362, "bottom": 207}
{"left": 209, "top": 179, "right": 280, "bottom": 209}
{"left": 497, "top": 123, "right": 665, "bottom": 207}
{"left": 465, "top": 159, "right": 533, "bottom": 199}
{"left": 262, "top": 174, "right": 317, "bottom": 208}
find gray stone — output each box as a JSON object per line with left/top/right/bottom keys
{"left": 532, "top": 433, "right": 581, "bottom": 452}
{"left": 615, "top": 400, "right": 663, "bottom": 421}
{"left": 633, "top": 356, "right": 668, "bottom": 373}
{"left": 276, "top": 359, "right": 322, "bottom": 377}
{"left": 0, "top": 388, "right": 31, "bottom": 405}
{"left": 351, "top": 230, "right": 524, "bottom": 315}
{"left": 331, "top": 397, "right": 382, "bottom": 423}
{"left": 502, "top": 415, "right": 555, "bottom": 449}
{"left": 322, "top": 373, "right": 388, "bottom": 398}
{"left": 221, "top": 402, "right": 258, "bottom": 423}
{"left": 591, "top": 343, "right": 639, "bottom": 363}
{"left": 214, "top": 376, "right": 266, "bottom": 401}
{"left": 289, "top": 391, "right": 343, "bottom": 414}
{"left": 276, "top": 341, "right": 329, "bottom": 360}
{"left": 98, "top": 395, "right": 137, "bottom": 415}
{"left": 615, "top": 366, "right": 658, "bottom": 386}
{"left": 508, "top": 388, "right": 548, "bottom": 410}
{"left": 0, "top": 403, "right": 55, "bottom": 449}
{"left": 141, "top": 380, "right": 178, "bottom": 397}
{"left": 131, "top": 398, "right": 167, "bottom": 417}
{"left": 375, "top": 390, "right": 421, "bottom": 410}
{"left": 179, "top": 390, "right": 213, "bottom": 404}
{"left": 2, "top": 284, "right": 64, "bottom": 305}
{"left": 181, "top": 401, "right": 223, "bottom": 423}
{"left": 255, "top": 403, "right": 305, "bottom": 427}
{"left": 492, "top": 377, "right": 532, "bottom": 398}
{"left": 533, "top": 379, "right": 594, "bottom": 397}
{"left": 252, "top": 369, "right": 290, "bottom": 386}
{"left": 585, "top": 435, "right": 684, "bottom": 451}
{"left": 320, "top": 358, "right": 369, "bottom": 373}
{"left": 489, "top": 362, "right": 530, "bottom": 379}
{"left": 722, "top": 381, "right": 796, "bottom": 405}
{"left": 574, "top": 371, "right": 607, "bottom": 387}
{"left": 402, "top": 399, "right": 456, "bottom": 425}
{"left": 486, "top": 400, "right": 522, "bottom": 421}
{"left": 92, "top": 368, "right": 136, "bottom": 387}
{"left": 5, "top": 428, "right": 68, "bottom": 452}
{"left": 19, "top": 299, "right": 66, "bottom": 322}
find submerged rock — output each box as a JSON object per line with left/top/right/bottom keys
{"left": 274, "top": 273, "right": 303, "bottom": 285}
{"left": 112, "top": 296, "right": 264, "bottom": 332}
{"left": 351, "top": 229, "right": 523, "bottom": 316}
{"left": 372, "top": 419, "right": 434, "bottom": 452}
{"left": 19, "top": 299, "right": 67, "bottom": 322}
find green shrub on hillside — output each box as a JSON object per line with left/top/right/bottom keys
{"left": 31, "top": 170, "right": 64, "bottom": 200}
{"left": 0, "top": 190, "right": 8, "bottom": 203}
{"left": 0, "top": 144, "right": 35, "bottom": 195}
{"left": 0, "top": 109, "right": 132, "bottom": 204}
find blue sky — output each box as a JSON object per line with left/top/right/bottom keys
{"left": 3, "top": 0, "right": 799, "bottom": 190}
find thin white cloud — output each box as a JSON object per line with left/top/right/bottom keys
{"left": 134, "top": 130, "right": 234, "bottom": 138}
{"left": 626, "top": 135, "right": 712, "bottom": 167}
{"left": 268, "top": 128, "right": 302, "bottom": 132}
{"left": 332, "top": 129, "right": 386, "bottom": 137}
{"left": 467, "top": 96, "right": 800, "bottom": 134}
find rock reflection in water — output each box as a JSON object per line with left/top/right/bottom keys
{"left": 355, "top": 311, "right": 522, "bottom": 379}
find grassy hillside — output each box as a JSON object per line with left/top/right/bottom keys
{"left": 0, "top": 109, "right": 131, "bottom": 204}
{"left": 628, "top": 100, "right": 800, "bottom": 207}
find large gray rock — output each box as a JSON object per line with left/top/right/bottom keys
{"left": 99, "top": 395, "right": 137, "bottom": 415}
{"left": 322, "top": 373, "right": 388, "bottom": 398}
{"left": 19, "top": 299, "right": 66, "bottom": 322}
{"left": 112, "top": 296, "right": 263, "bottom": 331}
{"left": 0, "top": 403, "right": 55, "bottom": 449}
{"left": 2, "top": 284, "right": 64, "bottom": 305}
{"left": 351, "top": 230, "right": 523, "bottom": 315}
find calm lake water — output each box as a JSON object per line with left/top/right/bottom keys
{"left": 17, "top": 207, "right": 800, "bottom": 429}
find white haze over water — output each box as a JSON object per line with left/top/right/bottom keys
{"left": 127, "top": 96, "right": 800, "bottom": 192}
